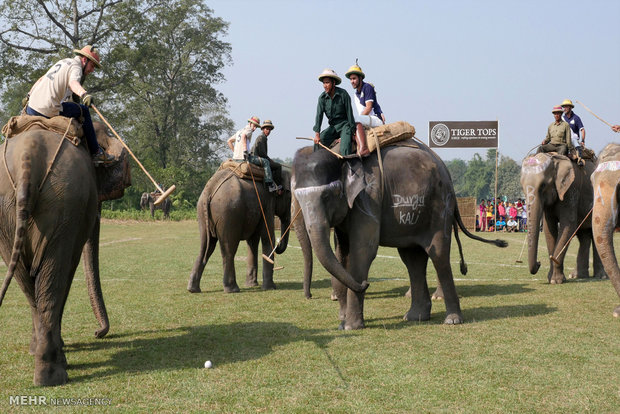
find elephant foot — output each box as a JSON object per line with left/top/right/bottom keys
{"left": 431, "top": 289, "right": 444, "bottom": 301}
{"left": 595, "top": 271, "right": 609, "bottom": 280}
{"left": 223, "top": 284, "right": 240, "bottom": 293}
{"left": 613, "top": 305, "right": 620, "bottom": 318}
{"left": 34, "top": 360, "right": 68, "bottom": 387}
{"left": 187, "top": 279, "right": 202, "bottom": 293}
{"left": 342, "top": 319, "right": 365, "bottom": 330}
{"left": 330, "top": 291, "right": 338, "bottom": 301}
{"left": 549, "top": 276, "right": 566, "bottom": 285}
{"left": 338, "top": 320, "right": 345, "bottom": 330}
{"left": 404, "top": 308, "right": 431, "bottom": 322}
{"left": 245, "top": 281, "right": 258, "bottom": 287}
{"left": 405, "top": 288, "right": 411, "bottom": 298}
{"left": 262, "top": 281, "right": 277, "bottom": 290}
{"left": 443, "top": 312, "right": 464, "bottom": 325}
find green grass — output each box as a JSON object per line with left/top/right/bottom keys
{"left": 1, "top": 221, "right": 619, "bottom": 413}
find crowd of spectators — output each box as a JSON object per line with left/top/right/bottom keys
{"left": 477, "top": 198, "right": 527, "bottom": 232}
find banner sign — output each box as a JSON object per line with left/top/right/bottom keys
{"left": 428, "top": 121, "right": 498, "bottom": 148}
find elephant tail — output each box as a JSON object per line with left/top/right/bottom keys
{"left": 454, "top": 202, "right": 508, "bottom": 248}
{"left": 0, "top": 150, "right": 33, "bottom": 307}
{"left": 452, "top": 221, "right": 468, "bottom": 275}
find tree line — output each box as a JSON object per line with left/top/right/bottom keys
{"left": 0, "top": 1, "right": 523, "bottom": 210}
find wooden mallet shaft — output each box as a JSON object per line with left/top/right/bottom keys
{"left": 296, "top": 137, "right": 344, "bottom": 159}
{"left": 550, "top": 208, "right": 593, "bottom": 265}
{"left": 91, "top": 105, "right": 175, "bottom": 205}
{"left": 262, "top": 208, "right": 303, "bottom": 265}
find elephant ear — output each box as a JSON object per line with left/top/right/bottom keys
{"left": 343, "top": 160, "right": 365, "bottom": 208}
{"left": 554, "top": 159, "right": 575, "bottom": 201}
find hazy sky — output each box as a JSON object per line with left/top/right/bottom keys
{"left": 208, "top": 0, "right": 620, "bottom": 162}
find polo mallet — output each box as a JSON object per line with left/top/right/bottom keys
{"left": 550, "top": 208, "right": 593, "bottom": 265}
{"left": 91, "top": 105, "right": 175, "bottom": 205}
{"left": 296, "top": 137, "right": 344, "bottom": 159}
{"left": 262, "top": 207, "right": 303, "bottom": 266}
{"left": 515, "top": 235, "right": 527, "bottom": 263}
{"left": 575, "top": 100, "right": 614, "bottom": 127}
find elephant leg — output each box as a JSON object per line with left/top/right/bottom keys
{"left": 570, "top": 231, "right": 591, "bottom": 279}
{"left": 260, "top": 224, "right": 277, "bottom": 291}
{"left": 399, "top": 246, "right": 431, "bottom": 322}
{"left": 245, "top": 236, "right": 259, "bottom": 287}
{"left": 220, "top": 241, "right": 240, "bottom": 293}
{"left": 333, "top": 230, "right": 349, "bottom": 328}
{"left": 428, "top": 236, "right": 463, "bottom": 325}
{"left": 543, "top": 217, "right": 565, "bottom": 284}
{"left": 32, "top": 257, "right": 78, "bottom": 386}
{"left": 342, "top": 228, "right": 375, "bottom": 330}
{"left": 188, "top": 223, "right": 217, "bottom": 293}
{"left": 431, "top": 277, "right": 444, "bottom": 300}
{"left": 591, "top": 237, "right": 608, "bottom": 279}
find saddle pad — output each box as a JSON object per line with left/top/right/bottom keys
{"left": 367, "top": 121, "right": 416, "bottom": 153}
{"left": 219, "top": 159, "right": 265, "bottom": 181}
{"left": 2, "top": 115, "right": 83, "bottom": 145}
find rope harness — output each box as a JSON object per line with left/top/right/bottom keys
{"left": 248, "top": 161, "right": 275, "bottom": 252}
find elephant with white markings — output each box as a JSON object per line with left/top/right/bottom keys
{"left": 292, "top": 143, "right": 506, "bottom": 330}
{"left": 591, "top": 143, "right": 620, "bottom": 317}
{"left": 520, "top": 152, "right": 605, "bottom": 283}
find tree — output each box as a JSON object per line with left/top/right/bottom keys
{"left": 445, "top": 159, "right": 468, "bottom": 196}
{"left": 497, "top": 155, "right": 522, "bottom": 200}
{"left": 0, "top": 0, "right": 234, "bottom": 207}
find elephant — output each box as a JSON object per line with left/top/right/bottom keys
{"left": 140, "top": 191, "right": 171, "bottom": 219}
{"left": 0, "top": 120, "right": 131, "bottom": 386}
{"left": 187, "top": 165, "right": 291, "bottom": 293}
{"left": 291, "top": 143, "right": 506, "bottom": 330}
{"left": 590, "top": 143, "right": 620, "bottom": 317}
{"left": 520, "top": 152, "right": 605, "bottom": 283}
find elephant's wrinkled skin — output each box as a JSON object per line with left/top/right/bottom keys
{"left": 520, "top": 153, "right": 605, "bottom": 284}
{"left": 591, "top": 143, "right": 620, "bottom": 317}
{"left": 292, "top": 144, "right": 506, "bottom": 329}
{"left": 0, "top": 122, "right": 131, "bottom": 386}
{"left": 140, "top": 191, "right": 171, "bottom": 218}
{"left": 187, "top": 167, "right": 291, "bottom": 293}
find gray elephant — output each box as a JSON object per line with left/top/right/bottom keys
{"left": 520, "top": 153, "right": 605, "bottom": 283}
{"left": 292, "top": 144, "right": 506, "bottom": 330}
{"left": 140, "top": 191, "right": 171, "bottom": 218}
{"left": 187, "top": 166, "right": 291, "bottom": 293}
{"left": 0, "top": 121, "right": 131, "bottom": 386}
{"left": 591, "top": 143, "right": 620, "bottom": 317}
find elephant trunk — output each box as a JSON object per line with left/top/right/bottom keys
{"left": 307, "top": 222, "right": 368, "bottom": 293}
{"left": 293, "top": 201, "right": 314, "bottom": 299}
{"left": 275, "top": 214, "right": 290, "bottom": 255}
{"left": 82, "top": 206, "right": 109, "bottom": 338}
{"left": 527, "top": 201, "right": 542, "bottom": 274}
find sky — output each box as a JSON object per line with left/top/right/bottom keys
{"left": 207, "top": 0, "right": 620, "bottom": 162}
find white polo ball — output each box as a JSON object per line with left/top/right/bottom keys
{"left": 204, "top": 360, "right": 213, "bottom": 369}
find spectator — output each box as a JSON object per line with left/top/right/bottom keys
{"left": 506, "top": 217, "right": 518, "bottom": 232}
{"left": 486, "top": 201, "right": 494, "bottom": 231}
{"left": 479, "top": 199, "right": 487, "bottom": 232}
{"left": 498, "top": 201, "right": 506, "bottom": 222}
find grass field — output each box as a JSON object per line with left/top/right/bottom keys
{"left": 1, "top": 220, "right": 619, "bottom": 413}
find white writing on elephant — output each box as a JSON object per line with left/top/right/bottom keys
{"left": 392, "top": 194, "right": 425, "bottom": 209}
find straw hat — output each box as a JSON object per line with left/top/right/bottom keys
{"left": 73, "top": 45, "right": 102, "bottom": 68}
{"left": 248, "top": 116, "right": 261, "bottom": 127}
{"left": 318, "top": 68, "right": 341, "bottom": 85}
{"left": 345, "top": 60, "right": 365, "bottom": 79}
{"left": 261, "top": 120, "right": 274, "bottom": 130}
{"left": 561, "top": 99, "right": 574, "bottom": 108}
{"left": 552, "top": 105, "right": 563, "bottom": 113}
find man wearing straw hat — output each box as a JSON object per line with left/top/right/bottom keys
{"left": 561, "top": 99, "right": 586, "bottom": 160}
{"left": 539, "top": 105, "right": 573, "bottom": 156}
{"left": 251, "top": 119, "right": 282, "bottom": 191}
{"left": 313, "top": 68, "right": 356, "bottom": 156}
{"left": 25, "top": 45, "right": 114, "bottom": 164}
{"left": 228, "top": 116, "right": 280, "bottom": 192}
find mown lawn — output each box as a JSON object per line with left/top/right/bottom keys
{"left": 1, "top": 220, "right": 619, "bottom": 413}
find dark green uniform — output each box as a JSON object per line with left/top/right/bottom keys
{"left": 313, "top": 86, "right": 356, "bottom": 155}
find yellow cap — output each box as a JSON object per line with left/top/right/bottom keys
{"left": 345, "top": 61, "right": 365, "bottom": 79}
{"left": 561, "top": 99, "right": 574, "bottom": 107}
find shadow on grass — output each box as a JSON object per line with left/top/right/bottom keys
{"left": 365, "top": 283, "right": 534, "bottom": 300}
{"left": 65, "top": 322, "right": 337, "bottom": 384}
{"left": 365, "top": 303, "right": 556, "bottom": 329}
